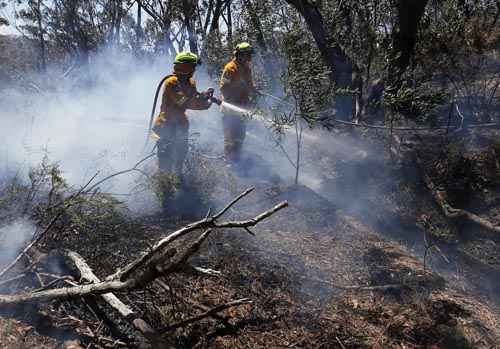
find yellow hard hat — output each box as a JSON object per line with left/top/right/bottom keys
{"left": 235, "top": 42, "right": 254, "bottom": 55}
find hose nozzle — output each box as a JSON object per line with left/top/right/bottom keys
{"left": 210, "top": 96, "right": 222, "bottom": 106}
{"left": 203, "top": 88, "right": 222, "bottom": 106}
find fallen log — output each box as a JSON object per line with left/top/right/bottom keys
{"left": 65, "top": 251, "right": 167, "bottom": 348}
{"left": 422, "top": 168, "right": 500, "bottom": 236}
{"left": 414, "top": 154, "right": 500, "bottom": 237}
{"left": 0, "top": 188, "right": 287, "bottom": 349}
{"left": 0, "top": 189, "right": 287, "bottom": 307}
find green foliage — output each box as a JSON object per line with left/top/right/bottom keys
{"left": 415, "top": 0, "right": 500, "bottom": 122}
{"left": 281, "top": 22, "right": 333, "bottom": 122}
{"left": 0, "top": 157, "right": 125, "bottom": 239}
{"left": 62, "top": 193, "right": 125, "bottom": 233}
{"left": 323, "top": 0, "right": 393, "bottom": 80}
{"left": 384, "top": 82, "right": 449, "bottom": 122}
{"left": 146, "top": 148, "right": 235, "bottom": 212}
{"left": 150, "top": 170, "right": 181, "bottom": 207}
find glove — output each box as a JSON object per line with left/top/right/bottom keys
{"left": 200, "top": 87, "right": 214, "bottom": 99}
{"left": 205, "top": 87, "right": 215, "bottom": 97}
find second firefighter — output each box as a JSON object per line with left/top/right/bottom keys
{"left": 219, "top": 42, "right": 259, "bottom": 164}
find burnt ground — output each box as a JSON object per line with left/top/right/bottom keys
{"left": 2, "top": 130, "right": 500, "bottom": 348}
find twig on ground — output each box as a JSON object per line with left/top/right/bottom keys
{"left": 33, "top": 275, "right": 75, "bottom": 293}
{"left": 335, "top": 336, "right": 347, "bottom": 349}
{"left": 0, "top": 189, "right": 287, "bottom": 307}
{"left": 159, "top": 298, "right": 252, "bottom": 333}
{"left": 0, "top": 274, "right": 26, "bottom": 288}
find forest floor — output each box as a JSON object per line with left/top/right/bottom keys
{"left": 2, "top": 127, "right": 500, "bottom": 348}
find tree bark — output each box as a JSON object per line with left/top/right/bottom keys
{"left": 226, "top": 0, "right": 232, "bottom": 47}
{"left": 285, "top": 0, "right": 353, "bottom": 120}
{"left": 183, "top": 0, "right": 198, "bottom": 54}
{"left": 36, "top": 0, "right": 47, "bottom": 73}
{"left": 208, "top": 0, "right": 224, "bottom": 35}
{"left": 388, "top": 0, "right": 429, "bottom": 90}
{"left": 135, "top": 0, "right": 142, "bottom": 52}
{"left": 66, "top": 251, "right": 167, "bottom": 347}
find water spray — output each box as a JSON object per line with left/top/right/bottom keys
{"left": 220, "top": 101, "right": 250, "bottom": 115}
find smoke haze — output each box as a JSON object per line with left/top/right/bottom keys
{"left": 0, "top": 49, "right": 336, "bottom": 202}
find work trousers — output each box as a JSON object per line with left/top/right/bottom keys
{"left": 156, "top": 120, "right": 189, "bottom": 175}
{"left": 222, "top": 113, "right": 246, "bottom": 162}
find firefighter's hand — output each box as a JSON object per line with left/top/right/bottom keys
{"left": 200, "top": 88, "right": 214, "bottom": 99}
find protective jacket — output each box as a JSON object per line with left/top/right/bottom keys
{"left": 153, "top": 73, "right": 210, "bottom": 174}
{"left": 220, "top": 58, "right": 255, "bottom": 106}
{"left": 152, "top": 74, "right": 211, "bottom": 139}
{"left": 219, "top": 58, "right": 256, "bottom": 163}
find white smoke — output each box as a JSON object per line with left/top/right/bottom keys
{"left": 0, "top": 47, "right": 369, "bottom": 214}
{"left": 0, "top": 219, "right": 35, "bottom": 267}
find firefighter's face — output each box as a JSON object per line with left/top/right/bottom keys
{"left": 174, "top": 62, "right": 196, "bottom": 79}
{"left": 240, "top": 53, "right": 252, "bottom": 65}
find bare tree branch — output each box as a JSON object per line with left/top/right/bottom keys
{"left": 0, "top": 190, "right": 287, "bottom": 306}
{"left": 116, "top": 189, "right": 287, "bottom": 282}
{"left": 159, "top": 298, "right": 252, "bottom": 332}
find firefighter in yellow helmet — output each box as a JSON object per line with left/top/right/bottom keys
{"left": 152, "top": 51, "right": 213, "bottom": 176}
{"left": 219, "top": 42, "right": 259, "bottom": 163}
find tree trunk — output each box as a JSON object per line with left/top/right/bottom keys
{"left": 388, "top": 0, "right": 429, "bottom": 90}
{"left": 285, "top": 0, "right": 354, "bottom": 120}
{"left": 208, "top": 0, "right": 224, "bottom": 35}
{"left": 226, "top": 0, "right": 232, "bottom": 47}
{"left": 135, "top": 0, "right": 142, "bottom": 51}
{"left": 203, "top": 0, "right": 214, "bottom": 36}
{"left": 36, "top": 0, "right": 47, "bottom": 73}
{"left": 183, "top": 0, "right": 198, "bottom": 54}
{"left": 162, "top": 21, "right": 176, "bottom": 59}
{"left": 114, "top": 1, "right": 122, "bottom": 46}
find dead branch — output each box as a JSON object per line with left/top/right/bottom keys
{"left": 0, "top": 274, "right": 26, "bottom": 288}
{"left": 115, "top": 189, "right": 287, "bottom": 282}
{"left": 185, "top": 266, "right": 222, "bottom": 277}
{"left": 83, "top": 152, "right": 157, "bottom": 194}
{"left": 33, "top": 275, "right": 74, "bottom": 293}
{"left": 65, "top": 251, "right": 167, "bottom": 347}
{"left": 304, "top": 275, "right": 410, "bottom": 292}
{"left": 0, "top": 189, "right": 285, "bottom": 348}
{"left": 213, "top": 187, "right": 254, "bottom": 220}
{"left": 158, "top": 298, "right": 252, "bottom": 333}
{"left": 421, "top": 167, "right": 500, "bottom": 235}
{"left": 0, "top": 189, "right": 287, "bottom": 306}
